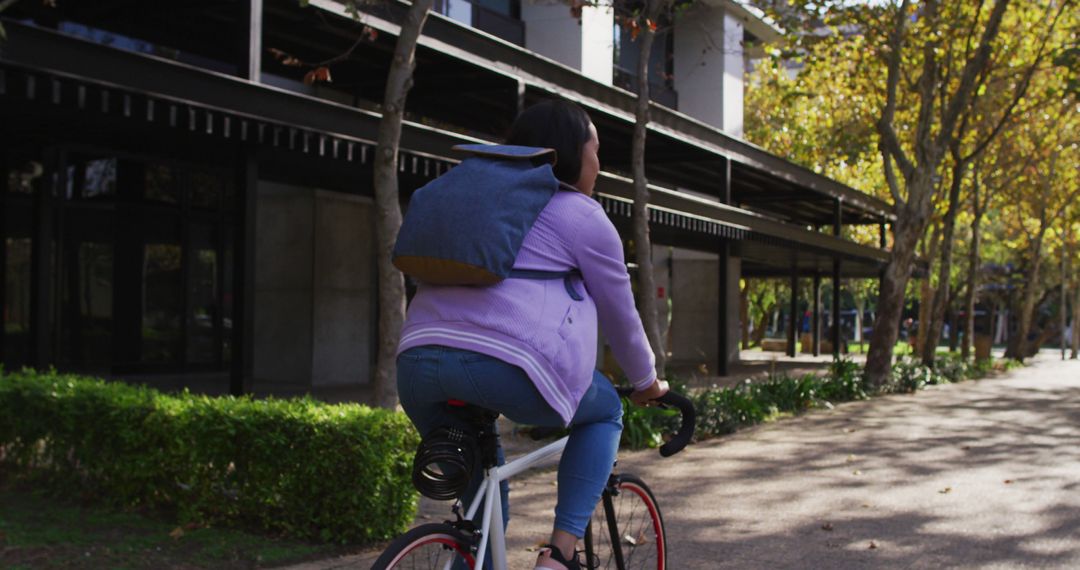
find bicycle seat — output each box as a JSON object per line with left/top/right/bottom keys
{"left": 445, "top": 399, "right": 501, "bottom": 429}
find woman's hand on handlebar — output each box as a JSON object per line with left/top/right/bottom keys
{"left": 630, "top": 378, "right": 670, "bottom": 407}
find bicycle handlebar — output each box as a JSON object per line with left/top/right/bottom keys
{"left": 616, "top": 387, "right": 696, "bottom": 457}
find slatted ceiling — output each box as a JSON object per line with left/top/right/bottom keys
{"left": 0, "top": 64, "right": 458, "bottom": 180}
{"left": 596, "top": 194, "right": 749, "bottom": 241}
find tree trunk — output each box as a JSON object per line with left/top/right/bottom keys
{"left": 915, "top": 223, "right": 942, "bottom": 358}
{"left": 740, "top": 283, "right": 750, "bottom": 349}
{"left": 855, "top": 296, "right": 865, "bottom": 344}
{"left": 961, "top": 177, "right": 983, "bottom": 361}
{"left": 630, "top": 0, "right": 669, "bottom": 378}
{"left": 1006, "top": 223, "right": 1048, "bottom": 362}
{"left": 922, "top": 158, "right": 969, "bottom": 366}
{"left": 372, "top": 0, "right": 434, "bottom": 408}
{"left": 866, "top": 202, "right": 929, "bottom": 387}
{"left": 1062, "top": 244, "right": 1069, "bottom": 360}
{"left": 1072, "top": 273, "right": 1079, "bottom": 359}
{"left": 867, "top": 0, "right": 1010, "bottom": 388}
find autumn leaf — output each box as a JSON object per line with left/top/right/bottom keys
{"left": 938, "top": 486, "right": 952, "bottom": 494}
{"left": 268, "top": 48, "right": 304, "bottom": 67}
{"left": 304, "top": 66, "right": 332, "bottom": 85}
{"left": 647, "top": 19, "right": 657, "bottom": 32}
{"left": 868, "top": 541, "right": 878, "bottom": 550}
{"left": 821, "top": 522, "right": 834, "bottom": 531}
{"left": 169, "top": 526, "right": 185, "bottom": 540}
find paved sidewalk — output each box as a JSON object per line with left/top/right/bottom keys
{"left": 283, "top": 353, "right": 1080, "bottom": 569}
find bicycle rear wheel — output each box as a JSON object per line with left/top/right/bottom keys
{"left": 587, "top": 474, "right": 666, "bottom": 570}
{"left": 371, "top": 523, "right": 476, "bottom": 570}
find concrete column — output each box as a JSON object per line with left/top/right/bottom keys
{"left": 242, "top": 0, "right": 262, "bottom": 82}
{"left": 832, "top": 260, "right": 842, "bottom": 358}
{"left": 673, "top": 4, "right": 744, "bottom": 135}
{"left": 253, "top": 181, "right": 314, "bottom": 389}
{"left": 669, "top": 247, "right": 719, "bottom": 373}
{"left": 231, "top": 149, "right": 258, "bottom": 395}
{"left": 833, "top": 200, "right": 842, "bottom": 358}
{"left": 522, "top": 2, "right": 613, "bottom": 85}
{"left": 720, "top": 11, "right": 744, "bottom": 136}
{"left": 718, "top": 242, "right": 730, "bottom": 376}
{"left": 312, "top": 191, "right": 375, "bottom": 386}
{"left": 812, "top": 272, "right": 821, "bottom": 356}
{"left": 788, "top": 269, "right": 797, "bottom": 358}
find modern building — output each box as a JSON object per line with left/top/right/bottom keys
{"left": 1, "top": 0, "right": 893, "bottom": 398}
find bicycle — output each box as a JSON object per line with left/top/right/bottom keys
{"left": 372, "top": 387, "right": 696, "bottom": 570}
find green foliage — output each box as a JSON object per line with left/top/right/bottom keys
{"left": 0, "top": 368, "right": 419, "bottom": 544}
{"left": 620, "top": 398, "right": 680, "bottom": 449}
{"left": 620, "top": 353, "right": 1007, "bottom": 449}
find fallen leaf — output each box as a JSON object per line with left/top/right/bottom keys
{"left": 1004, "top": 479, "right": 1014, "bottom": 484}
{"left": 861, "top": 503, "right": 872, "bottom": 508}
{"left": 868, "top": 540, "right": 878, "bottom": 549}
{"left": 169, "top": 527, "right": 185, "bottom": 540}
{"left": 939, "top": 487, "right": 952, "bottom": 494}
{"left": 821, "top": 522, "right": 834, "bottom": 531}
{"left": 844, "top": 427, "right": 856, "bottom": 433}
{"left": 845, "top": 454, "right": 858, "bottom": 463}
{"left": 961, "top": 445, "right": 972, "bottom": 450}
{"left": 852, "top": 469, "right": 862, "bottom": 476}
{"left": 303, "top": 66, "right": 332, "bottom": 85}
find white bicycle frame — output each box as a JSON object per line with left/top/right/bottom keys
{"left": 462, "top": 434, "right": 570, "bottom": 570}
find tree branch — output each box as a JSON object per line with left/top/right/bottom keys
{"left": 877, "top": 0, "right": 916, "bottom": 178}
{"left": 934, "top": 0, "right": 1011, "bottom": 151}
{"left": 962, "top": 0, "right": 1071, "bottom": 161}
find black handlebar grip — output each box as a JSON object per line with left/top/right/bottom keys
{"left": 656, "top": 391, "right": 695, "bottom": 457}
{"left": 615, "top": 387, "right": 696, "bottom": 457}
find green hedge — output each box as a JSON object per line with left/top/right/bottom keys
{"left": 0, "top": 368, "right": 419, "bottom": 544}
{"left": 622, "top": 355, "right": 1016, "bottom": 449}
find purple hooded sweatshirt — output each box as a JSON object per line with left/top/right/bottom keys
{"left": 397, "top": 189, "right": 657, "bottom": 424}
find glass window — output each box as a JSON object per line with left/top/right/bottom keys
{"left": 222, "top": 231, "right": 234, "bottom": 366}
{"left": 145, "top": 163, "right": 179, "bottom": 204}
{"left": 83, "top": 158, "right": 117, "bottom": 199}
{"left": 5, "top": 161, "right": 43, "bottom": 194}
{"left": 59, "top": 241, "right": 114, "bottom": 370}
{"left": 142, "top": 243, "right": 183, "bottom": 363}
{"left": 4, "top": 237, "right": 33, "bottom": 368}
{"left": 190, "top": 170, "right": 223, "bottom": 210}
{"left": 187, "top": 224, "right": 219, "bottom": 364}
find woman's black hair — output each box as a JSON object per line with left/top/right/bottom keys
{"left": 506, "top": 100, "right": 593, "bottom": 185}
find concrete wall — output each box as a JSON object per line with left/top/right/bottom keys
{"left": 655, "top": 246, "right": 741, "bottom": 375}
{"left": 311, "top": 190, "right": 375, "bottom": 387}
{"left": 522, "top": 1, "right": 613, "bottom": 85}
{"left": 253, "top": 182, "right": 375, "bottom": 389}
{"left": 673, "top": 3, "right": 745, "bottom": 136}
{"left": 254, "top": 181, "right": 314, "bottom": 387}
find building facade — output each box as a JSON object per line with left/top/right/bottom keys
{"left": 1, "top": 0, "right": 893, "bottom": 399}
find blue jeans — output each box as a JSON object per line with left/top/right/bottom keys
{"left": 398, "top": 345, "right": 623, "bottom": 539}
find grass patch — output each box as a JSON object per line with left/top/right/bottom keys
{"left": 0, "top": 485, "right": 339, "bottom": 569}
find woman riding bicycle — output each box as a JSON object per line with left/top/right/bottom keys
{"left": 396, "top": 99, "right": 668, "bottom": 570}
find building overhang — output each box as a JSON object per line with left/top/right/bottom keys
{"left": 1, "top": 18, "right": 889, "bottom": 278}
{"left": 309, "top": 0, "right": 894, "bottom": 227}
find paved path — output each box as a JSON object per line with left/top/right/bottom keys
{"left": 283, "top": 354, "right": 1080, "bottom": 569}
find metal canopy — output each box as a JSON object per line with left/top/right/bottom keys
{"left": 321, "top": 0, "right": 895, "bottom": 227}
{"left": 0, "top": 18, "right": 888, "bottom": 275}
